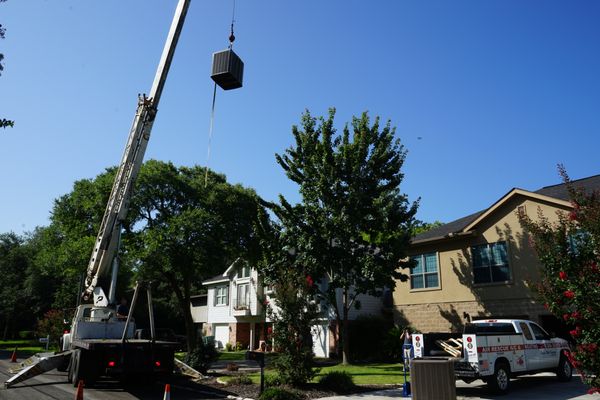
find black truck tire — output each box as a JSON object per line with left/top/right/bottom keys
{"left": 69, "top": 349, "right": 82, "bottom": 387}
{"left": 557, "top": 355, "right": 573, "bottom": 382}
{"left": 488, "top": 361, "right": 511, "bottom": 395}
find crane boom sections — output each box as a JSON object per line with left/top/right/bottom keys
{"left": 83, "top": 0, "right": 191, "bottom": 300}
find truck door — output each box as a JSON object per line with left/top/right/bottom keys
{"left": 519, "top": 321, "right": 542, "bottom": 370}
{"left": 528, "top": 322, "right": 558, "bottom": 369}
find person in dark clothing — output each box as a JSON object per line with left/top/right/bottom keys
{"left": 116, "top": 297, "right": 129, "bottom": 319}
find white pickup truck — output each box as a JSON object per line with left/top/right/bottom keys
{"left": 412, "top": 319, "right": 572, "bottom": 394}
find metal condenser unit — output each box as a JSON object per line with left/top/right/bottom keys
{"left": 211, "top": 49, "right": 244, "bottom": 90}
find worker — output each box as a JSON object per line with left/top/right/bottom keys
{"left": 400, "top": 329, "right": 413, "bottom": 370}
{"left": 116, "top": 297, "right": 129, "bottom": 320}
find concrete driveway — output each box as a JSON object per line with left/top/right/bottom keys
{"left": 317, "top": 373, "right": 598, "bottom": 400}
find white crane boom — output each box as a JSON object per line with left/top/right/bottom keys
{"left": 82, "top": 0, "right": 191, "bottom": 302}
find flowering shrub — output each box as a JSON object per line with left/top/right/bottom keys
{"left": 36, "top": 309, "right": 67, "bottom": 348}
{"left": 266, "top": 272, "right": 320, "bottom": 386}
{"left": 519, "top": 167, "right": 600, "bottom": 392}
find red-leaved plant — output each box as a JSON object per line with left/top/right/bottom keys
{"left": 519, "top": 166, "right": 600, "bottom": 393}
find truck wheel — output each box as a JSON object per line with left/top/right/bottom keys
{"left": 488, "top": 362, "right": 510, "bottom": 395}
{"left": 556, "top": 355, "right": 573, "bottom": 382}
{"left": 56, "top": 355, "right": 70, "bottom": 372}
{"left": 69, "top": 349, "right": 81, "bottom": 387}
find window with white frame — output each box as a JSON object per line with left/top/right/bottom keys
{"left": 214, "top": 285, "right": 229, "bottom": 306}
{"left": 236, "top": 283, "right": 250, "bottom": 309}
{"left": 239, "top": 265, "right": 250, "bottom": 279}
{"left": 410, "top": 253, "right": 439, "bottom": 289}
{"left": 471, "top": 241, "right": 510, "bottom": 284}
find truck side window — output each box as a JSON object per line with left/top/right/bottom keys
{"left": 519, "top": 322, "right": 533, "bottom": 340}
{"left": 529, "top": 323, "right": 550, "bottom": 340}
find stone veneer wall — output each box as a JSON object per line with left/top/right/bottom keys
{"left": 397, "top": 298, "right": 549, "bottom": 332}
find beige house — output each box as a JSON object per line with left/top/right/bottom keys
{"left": 394, "top": 175, "right": 600, "bottom": 335}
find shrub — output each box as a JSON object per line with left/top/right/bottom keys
{"left": 235, "top": 341, "right": 245, "bottom": 351}
{"left": 229, "top": 373, "right": 252, "bottom": 385}
{"left": 258, "top": 387, "right": 302, "bottom": 400}
{"left": 225, "top": 342, "right": 234, "bottom": 352}
{"left": 348, "top": 316, "right": 393, "bottom": 361}
{"left": 519, "top": 167, "right": 600, "bottom": 392}
{"left": 226, "top": 363, "right": 239, "bottom": 371}
{"left": 184, "top": 339, "right": 219, "bottom": 374}
{"left": 318, "top": 371, "right": 355, "bottom": 393}
{"left": 18, "top": 330, "right": 34, "bottom": 340}
{"left": 381, "top": 326, "right": 405, "bottom": 362}
{"left": 264, "top": 373, "right": 282, "bottom": 388}
{"left": 267, "top": 273, "right": 321, "bottom": 386}
{"left": 36, "top": 309, "right": 67, "bottom": 348}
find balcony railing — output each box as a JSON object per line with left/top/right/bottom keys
{"left": 232, "top": 297, "right": 252, "bottom": 317}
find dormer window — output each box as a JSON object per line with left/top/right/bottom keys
{"left": 239, "top": 265, "right": 250, "bottom": 279}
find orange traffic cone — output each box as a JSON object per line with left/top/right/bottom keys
{"left": 10, "top": 347, "right": 17, "bottom": 363}
{"left": 163, "top": 383, "right": 171, "bottom": 400}
{"left": 75, "top": 380, "right": 84, "bottom": 400}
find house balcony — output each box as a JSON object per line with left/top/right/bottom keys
{"left": 232, "top": 298, "right": 253, "bottom": 317}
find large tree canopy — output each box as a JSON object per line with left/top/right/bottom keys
{"left": 269, "top": 109, "right": 418, "bottom": 364}
{"left": 129, "top": 160, "right": 263, "bottom": 350}
{"left": 31, "top": 160, "right": 262, "bottom": 349}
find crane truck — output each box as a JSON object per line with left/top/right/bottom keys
{"left": 5, "top": 0, "right": 192, "bottom": 388}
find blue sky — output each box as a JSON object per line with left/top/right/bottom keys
{"left": 1, "top": 1, "right": 599, "bottom": 234}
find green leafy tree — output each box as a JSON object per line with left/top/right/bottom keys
{"left": 37, "top": 160, "right": 262, "bottom": 351}
{"left": 272, "top": 109, "right": 418, "bottom": 364}
{"left": 0, "top": 233, "right": 33, "bottom": 339}
{"left": 519, "top": 166, "right": 600, "bottom": 394}
{"left": 412, "top": 220, "right": 444, "bottom": 236}
{"left": 1, "top": 0, "right": 14, "bottom": 129}
{"left": 34, "top": 168, "right": 118, "bottom": 309}
{"left": 129, "top": 160, "right": 262, "bottom": 351}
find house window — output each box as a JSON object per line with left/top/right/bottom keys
{"left": 214, "top": 286, "right": 229, "bottom": 306}
{"left": 239, "top": 265, "right": 250, "bottom": 279}
{"left": 410, "top": 253, "right": 439, "bottom": 289}
{"left": 236, "top": 283, "right": 250, "bottom": 309}
{"left": 472, "top": 241, "right": 510, "bottom": 284}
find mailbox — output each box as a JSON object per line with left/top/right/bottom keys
{"left": 246, "top": 350, "right": 265, "bottom": 367}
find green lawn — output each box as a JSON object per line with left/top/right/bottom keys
{"left": 316, "top": 363, "right": 408, "bottom": 385}
{"left": 0, "top": 340, "right": 54, "bottom": 358}
{"left": 217, "top": 350, "right": 247, "bottom": 361}
{"left": 222, "top": 362, "right": 408, "bottom": 386}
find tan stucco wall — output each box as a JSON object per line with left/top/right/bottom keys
{"left": 393, "top": 194, "right": 571, "bottom": 332}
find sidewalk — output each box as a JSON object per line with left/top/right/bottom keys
{"left": 317, "top": 373, "right": 598, "bottom": 400}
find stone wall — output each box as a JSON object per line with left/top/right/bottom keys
{"left": 396, "top": 298, "right": 549, "bottom": 332}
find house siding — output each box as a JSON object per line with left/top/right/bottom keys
{"left": 206, "top": 284, "right": 236, "bottom": 324}
{"left": 394, "top": 194, "right": 571, "bottom": 332}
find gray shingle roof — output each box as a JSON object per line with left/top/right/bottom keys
{"left": 413, "top": 174, "right": 600, "bottom": 244}
{"left": 202, "top": 274, "right": 229, "bottom": 285}
{"left": 413, "top": 210, "right": 485, "bottom": 242}
{"left": 534, "top": 174, "right": 600, "bottom": 201}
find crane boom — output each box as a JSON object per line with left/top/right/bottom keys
{"left": 83, "top": 0, "right": 191, "bottom": 301}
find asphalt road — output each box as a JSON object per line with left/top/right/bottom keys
{"left": 0, "top": 351, "right": 231, "bottom": 400}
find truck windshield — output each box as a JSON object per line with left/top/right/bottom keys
{"left": 465, "top": 322, "right": 517, "bottom": 334}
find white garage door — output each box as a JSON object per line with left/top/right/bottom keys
{"left": 214, "top": 324, "right": 229, "bottom": 349}
{"left": 312, "top": 324, "right": 329, "bottom": 358}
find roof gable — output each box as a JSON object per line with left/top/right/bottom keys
{"left": 461, "top": 188, "right": 571, "bottom": 232}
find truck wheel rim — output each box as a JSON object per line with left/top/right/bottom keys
{"left": 497, "top": 369, "right": 508, "bottom": 389}
{"left": 563, "top": 361, "right": 571, "bottom": 377}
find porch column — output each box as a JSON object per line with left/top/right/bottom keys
{"left": 249, "top": 322, "right": 255, "bottom": 350}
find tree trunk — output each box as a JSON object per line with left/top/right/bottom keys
{"left": 342, "top": 288, "right": 350, "bottom": 365}
{"left": 165, "top": 272, "right": 197, "bottom": 351}
{"left": 182, "top": 301, "right": 197, "bottom": 352}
